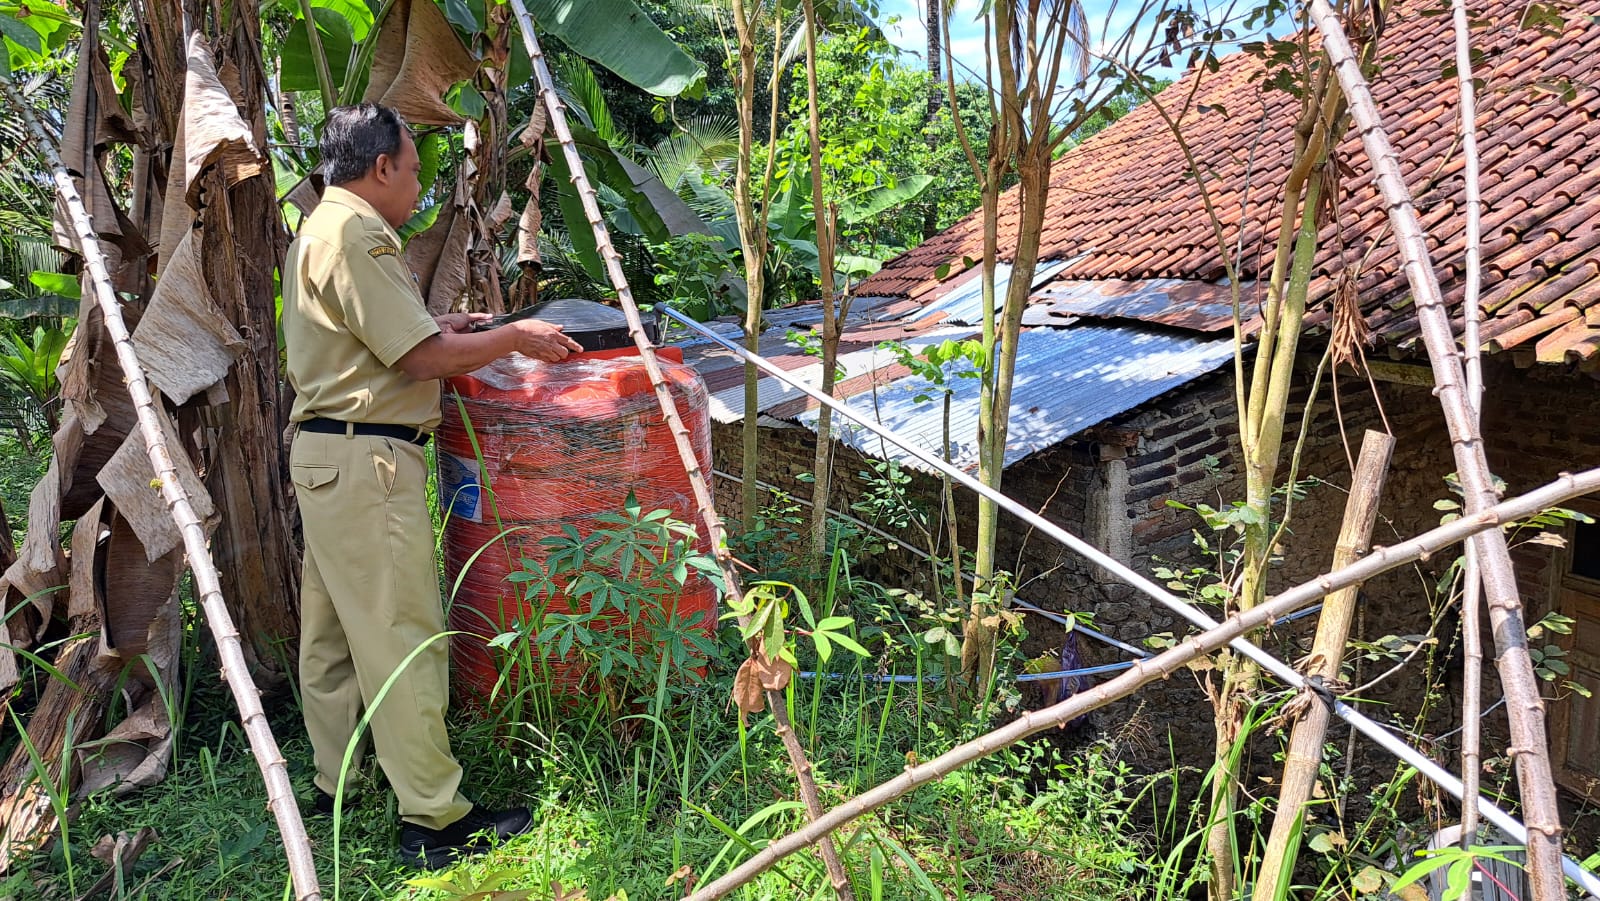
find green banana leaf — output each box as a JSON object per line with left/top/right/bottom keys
{"left": 839, "top": 174, "right": 935, "bottom": 225}
{"left": 281, "top": 7, "right": 355, "bottom": 94}
{"left": 546, "top": 149, "right": 605, "bottom": 283}
{"left": 523, "top": 0, "right": 705, "bottom": 99}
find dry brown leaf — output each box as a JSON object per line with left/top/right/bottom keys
{"left": 363, "top": 0, "right": 477, "bottom": 126}
{"left": 178, "top": 33, "right": 262, "bottom": 206}
{"left": 405, "top": 174, "right": 472, "bottom": 314}
{"left": 97, "top": 510, "right": 182, "bottom": 667}
{"left": 752, "top": 652, "right": 792, "bottom": 691}
{"left": 96, "top": 403, "right": 213, "bottom": 562}
{"left": 0, "top": 616, "right": 18, "bottom": 694}
{"left": 66, "top": 497, "right": 106, "bottom": 622}
{"left": 516, "top": 164, "right": 543, "bottom": 269}
{"left": 10, "top": 458, "right": 66, "bottom": 621}
{"left": 54, "top": 37, "right": 131, "bottom": 255}
{"left": 486, "top": 191, "right": 514, "bottom": 234}
{"left": 155, "top": 110, "right": 194, "bottom": 271}
{"left": 283, "top": 171, "right": 323, "bottom": 218}
{"left": 72, "top": 508, "right": 182, "bottom": 797}
{"left": 131, "top": 228, "right": 245, "bottom": 404}
{"left": 156, "top": 34, "right": 264, "bottom": 271}
{"left": 521, "top": 105, "right": 548, "bottom": 151}
{"left": 732, "top": 657, "right": 765, "bottom": 725}
{"left": 60, "top": 42, "right": 140, "bottom": 151}
{"left": 1330, "top": 267, "right": 1370, "bottom": 371}
{"left": 53, "top": 344, "right": 140, "bottom": 520}
{"left": 86, "top": 827, "right": 157, "bottom": 890}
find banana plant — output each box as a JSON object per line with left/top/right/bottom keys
{"left": 0, "top": 319, "right": 71, "bottom": 438}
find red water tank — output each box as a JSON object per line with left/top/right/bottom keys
{"left": 436, "top": 306, "right": 715, "bottom": 701}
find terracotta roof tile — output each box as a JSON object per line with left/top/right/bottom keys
{"left": 857, "top": 0, "right": 1600, "bottom": 359}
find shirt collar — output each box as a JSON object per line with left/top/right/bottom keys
{"left": 322, "top": 186, "right": 400, "bottom": 239}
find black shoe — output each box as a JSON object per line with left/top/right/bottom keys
{"left": 397, "top": 804, "right": 533, "bottom": 870}
{"left": 308, "top": 788, "right": 358, "bottom": 818}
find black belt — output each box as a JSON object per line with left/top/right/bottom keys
{"left": 299, "top": 417, "right": 431, "bottom": 446}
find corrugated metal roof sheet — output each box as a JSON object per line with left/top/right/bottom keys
{"left": 914, "top": 258, "right": 1075, "bottom": 326}
{"left": 679, "top": 275, "right": 1237, "bottom": 473}
{"left": 1028, "top": 278, "right": 1250, "bottom": 332}
{"left": 793, "top": 325, "right": 1233, "bottom": 473}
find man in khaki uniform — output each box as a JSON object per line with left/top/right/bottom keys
{"left": 283, "top": 104, "right": 581, "bottom": 870}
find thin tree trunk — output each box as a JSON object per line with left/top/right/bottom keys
{"left": 0, "top": 72, "right": 320, "bottom": 901}
{"left": 1255, "top": 429, "right": 1395, "bottom": 900}
{"left": 677, "top": 467, "right": 1600, "bottom": 901}
{"left": 733, "top": 0, "right": 772, "bottom": 533}
{"left": 1306, "top": 2, "right": 1565, "bottom": 894}
{"left": 803, "top": 0, "right": 840, "bottom": 568}
{"left": 965, "top": 180, "right": 1004, "bottom": 691}
{"left": 508, "top": 9, "right": 852, "bottom": 896}
{"left": 921, "top": 0, "right": 941, "bottom": 239}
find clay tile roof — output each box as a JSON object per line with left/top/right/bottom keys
{"left": 856, "top": 0, "right": 1600, "bottom": 361}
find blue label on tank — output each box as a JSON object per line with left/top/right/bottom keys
{"left": 438, "top": 452, "right": 482, "bottom": 523}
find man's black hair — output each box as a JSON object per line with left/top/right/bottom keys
{"left": 321, "top": 104, "right": 409, "bottom": 186}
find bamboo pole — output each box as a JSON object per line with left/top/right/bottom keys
{"left": 0, "top": 75, "right": 321, "bottom": 901}
{"left": 1451, "top": 0, "right": 1488, "bottom": 847}
{"left": 678, "top": 466, "right": 1600, "bottom": 901}
{"left": 505, "top": 5, "right": 854, "bottom": 895}
{"left": 1254, "top": 429, "right": 1395, "bottom": 900}
{"left": 1306, "top": 2, "right": 1565, "bottom": 894}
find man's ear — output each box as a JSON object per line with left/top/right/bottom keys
{"left": 372, "top": 153, "right": 394, "bottom": 184}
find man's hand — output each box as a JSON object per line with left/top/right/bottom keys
{"left": 507, "top": 319, "right": 583, "bottom": 362}
{"left": 435, "top": 312, "right": 492, "bottom": 334}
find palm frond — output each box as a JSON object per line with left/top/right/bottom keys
{"left": 646, "top": 116, "right": 740, "bottom": 191}
{"left": 553, "top": 56, "right": 624, "bottom": 147}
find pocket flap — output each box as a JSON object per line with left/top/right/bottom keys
{"left": 291, "top": 463, "right": 339, "bottom": 490}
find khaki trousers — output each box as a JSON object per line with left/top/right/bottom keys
{"left": 291, "top": 429, "right": 472, "bottom": 829}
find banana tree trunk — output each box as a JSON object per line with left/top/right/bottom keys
{"left": 201, "top": 3, "right": 302, "bottom": 682}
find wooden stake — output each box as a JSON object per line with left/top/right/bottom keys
{"left": 1254, "top": 429, "right": 1395, "bottom": 900}
{"left": 505, "top": 6, "right": 854, "bottom": 896}
{"left": 0, "top": 74, "right": 322, "bottom": 901}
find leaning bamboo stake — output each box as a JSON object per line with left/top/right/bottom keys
{"left": 1451, "top": 0, "right": 1488, "bottom": 847}
{"left": 1307, "top": 2, "right": 1566, "bottom": 894}
{"left": 505, "top": 5, "right": 855, "bottom": 895}
{"left": 1254, "top": 429, "right": 1394, "bottom": 900}
{"left": 0, "top": 76, "right": 321, "bottom": 901}
{"left": 680, "top": 466, "right": 1600, "bottom": 901}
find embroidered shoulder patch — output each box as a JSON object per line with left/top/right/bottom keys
{"left": 368, "top": 244, "right": 399, "bottom": 259}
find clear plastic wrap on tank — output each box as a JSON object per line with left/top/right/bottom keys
{"left": 436, "top": 347, "right": 715, "bottom": 697}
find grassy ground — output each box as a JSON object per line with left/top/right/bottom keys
{"left": 6, "top": 659, "right": 1160, "bottom": 900}
{"left": 0, "top": 436, "right": 1163, "bottom": 899}
{"left": 2, "top": 436, "right": 46, "bottom": 549}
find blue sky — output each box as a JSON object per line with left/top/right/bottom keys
{"left": 874, "top": 0, "right": 1263, "bottom": 91}
{"left": 877, "top": 0, "right": 1155, "bottom": 79}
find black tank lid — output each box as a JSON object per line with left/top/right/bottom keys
{"left": 476, "top": 298, "right": 659, "bottom": 352}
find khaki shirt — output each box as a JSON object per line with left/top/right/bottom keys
{"left": 284, "top": 186, "right": 442, "bottom": 430}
